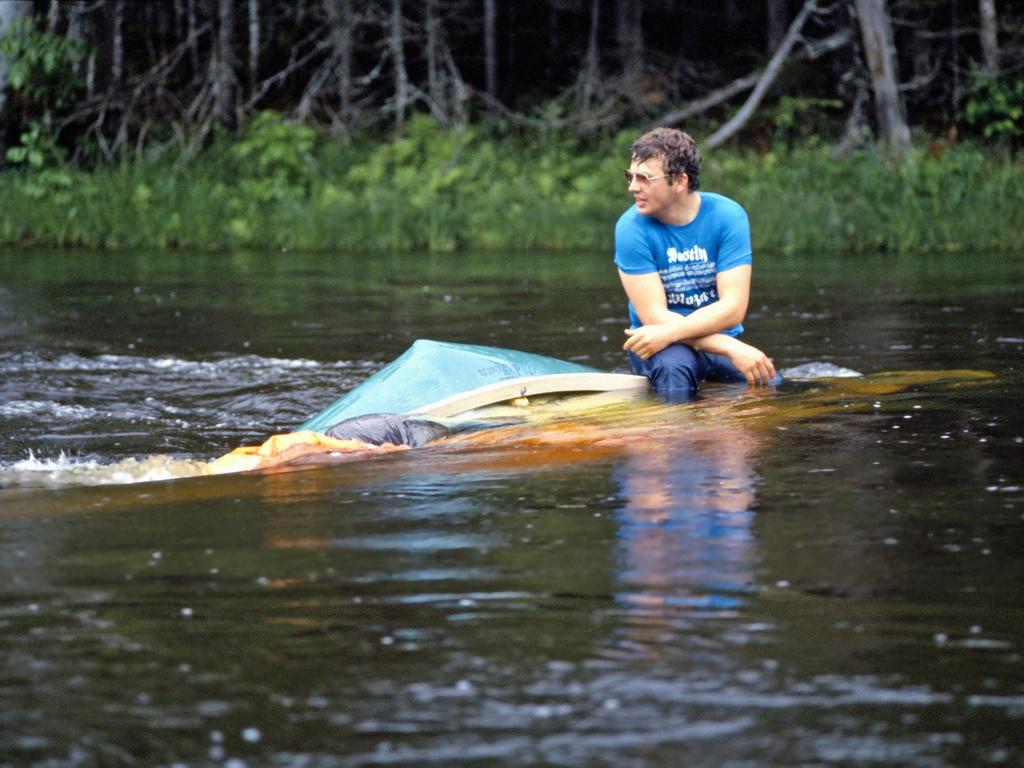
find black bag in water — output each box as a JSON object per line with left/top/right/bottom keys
{"left": 323, "top": 413, "right": 453, "bottom": 448}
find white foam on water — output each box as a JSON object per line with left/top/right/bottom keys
{"left": 0, "top": 400, "right": 102, "bottom": 420}
{"left": 0, "top": 350, "right": 369, "bottom": 375}
{"left": 2, "top": 451, "right": 210, "bottom": 488}
{"left": 9, "top": 451, "right": 100, "bottom": 472}
{"left": 779, "top": 362, "right": 863, "bottom": 380}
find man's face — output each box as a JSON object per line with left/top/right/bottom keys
{"left": 627, "top": 155, "right": 686, "bottom": 220}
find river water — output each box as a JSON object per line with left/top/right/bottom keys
{"left": 1, "top": 248, "right": 1022, "bottom": 766}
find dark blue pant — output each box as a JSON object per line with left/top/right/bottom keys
{"left": 629, "top": 343, "right": 748, "bottom": 401}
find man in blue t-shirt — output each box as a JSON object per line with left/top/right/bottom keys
{"left": 614, "top": 127, "right": 776, "bottom": 398}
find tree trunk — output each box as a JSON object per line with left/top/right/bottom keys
{"left": 389, "top": 0, "right": 410, "bottom": 130}
{"left": 616, "top": 0, "right": 642, "bottom": 83}
{"left": 110, "top": 0, "right": 124, "bottom": 89}
{"left": 579, "top": 0, "right": 600, "bottom": 115}
{"left": 852, "top": 0, "right": 910, "bottom": 156}
{"left": 837, "top": 79, "right": 871, "bottom": 152}
{"left": 0, "top": 0, "right": 33, "bottom": 150}
{"left": 47, "top": 0, "right": 59, "bottom": 32}
{"left": 978, "top": 0, "right": 998, "bottom": 74}
{"left": 324, "top": 0, "right": 354, "bottom": 122}
{"left": 173, "top": 0, "right": 184, "bottom": 43}
{"left": 443, "top": 43, "right": 468, "bottom": 129}
{"left": 143, "top": 2, "right": 157, "bottom": 66}
{"left": 424, "top": 0, "right": 446, "bottom": 123}
{"left": 248, "top": 0, "right": 259, "bottom": 96}
{"left": 186, "top": 0, "right": 199, "bottom": 75}
{"left": 767, "top": 0, "right": 788, "bottom": 52}
{"left": 216, "top": 0, "right": 237, "bottom": 131}
{"left": 66, "top": 1, "right": 93, "bottom": 98}
{"left": 0, "top": 2, "right": 32, "bottom": 91}
{"left": 483, "top": 0, "right": 496, "bottom": 99}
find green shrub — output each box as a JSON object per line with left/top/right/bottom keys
{"left": 0, "top": 119, "right": 1020, "bottom": 253}
{"left": 230, "top": 110, "right": 319, "bottom": 204}
{"left": 960, "top": 72, "right": 1024, "bottom": 144}
{"left": 0, "top": 16, "right": 88, "bottom": 113}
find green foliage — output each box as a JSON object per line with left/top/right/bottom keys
{"left": 230, "top": 111, "right": 318, "bottom": 204}
{"left": 0, "top": 17, "right": 88, "bottom": 111}
{"left": 4, "top": 121, "right": 74, "bottom": 207}
{"left": 0, "top": 117, "right": 1021, "bottom": 253}
{"left": 4, "top": 120, "right": 66, "bottom": 168}
{"left": 772, "top": 96, "right": 844, "bottom": 147}
{"left": 15, "top": 167, "right": 74, "bottom": 207}
{"left": 222, "top": 111, "right": 320, "bottom": 244}
{"left": 699, "top": 143, "right": 1024, "bottom": 254}
{"left": 1, "top": 16, "right": 88, "bottom": 180}
{"left": 960, "top": 73, "right": 1024, "bottom": 143}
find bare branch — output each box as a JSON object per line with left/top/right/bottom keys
{"left": 705, "top": 0, "right": 822, "bottom": 149}
{"left": 654, "top": 14, "right": 850, "bottom": 132}
{"left": 243, "top": 32, "right": 331, "bottom": 110}
{"left": 654, "top": 72, "right": 762, "bottom": 126}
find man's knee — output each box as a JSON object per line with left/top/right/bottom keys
{"left": 635, "top": 344, "right": 702, "bottom": 398}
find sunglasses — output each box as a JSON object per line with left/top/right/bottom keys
{"left": 624, "top": 170, "right": 670, "bottom": 186}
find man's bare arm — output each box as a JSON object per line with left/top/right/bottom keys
{"left": 689, "top": 333, "right": 777, "bottom": 386}
{"left": 617, "top": 266, "right": 775, "bottom": 384}
{"left": 619, "top": 266, "right": 751, "bottom": 356}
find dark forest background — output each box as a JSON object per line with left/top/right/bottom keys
{"left": 1, "top": 0, "right": 1021, "bottom": 162}
{"left": 0, "top": 1, "right": 1021, "bottom": 253}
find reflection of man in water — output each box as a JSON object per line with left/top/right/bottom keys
{"left": 615, "top": 127, "right": 776, "bottom": 399}
{"left": 614, "top": 428, "right": 762, "bottom": 621}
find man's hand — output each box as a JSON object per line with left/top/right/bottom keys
{"left": 724, "top": 339, "right": 777, "bottom": 386}
{"left": 623, "top": 324, "right": 676, "bottom": 359}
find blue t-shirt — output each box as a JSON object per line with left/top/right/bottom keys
{"left": 614, "top": 192, "right": 752, "bottom": 336}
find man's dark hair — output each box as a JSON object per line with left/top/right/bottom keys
{"left": 631, "top": 127, "right": 701, "bottom": 192}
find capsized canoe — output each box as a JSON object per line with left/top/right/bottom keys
{"left": 209, "top": 340, "right": 649, "bottom": 474}
{"left": 207, "top": 352, "right": 995, "bottom": 476}
{"left": 298, "top": 339, "right": 648, "bottom": 432}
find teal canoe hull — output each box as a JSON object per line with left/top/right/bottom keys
{"left": 298, "top": 339, "right": 602, "bottom": 433}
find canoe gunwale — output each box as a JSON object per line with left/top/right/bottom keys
{"left": 408, "top": 372, "right": 649, "bottom": 418}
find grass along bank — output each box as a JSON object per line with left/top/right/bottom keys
{"left": 0, "top": 115, "right": 1021, "bottom": 253}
